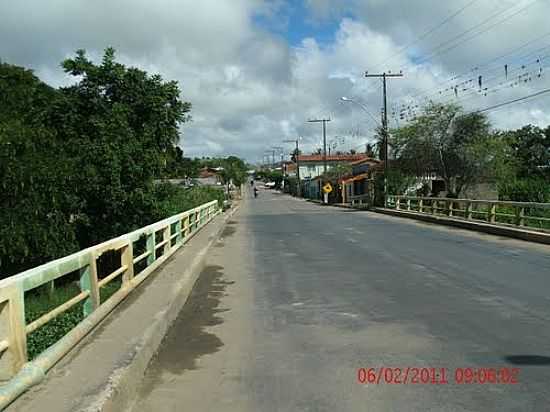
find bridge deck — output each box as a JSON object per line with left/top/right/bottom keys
{"left": 133, "top": 191, "right": 550, "bottom": 411}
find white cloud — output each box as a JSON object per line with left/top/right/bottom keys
{"left": 1, "top": 0, "right": 550, "bottom": 162}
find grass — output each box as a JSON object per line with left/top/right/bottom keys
{"left": 19, "top": 188, "right": 224, "bottom": 360}
{"left": 25, "top": 279, "right": 122, "bottom": 360}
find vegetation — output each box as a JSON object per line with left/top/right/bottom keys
{"left": 1, "top": 50, "right": 236, "bottom": 357}
{"left": 387, "top": 102, "right": 549, "bottom": 202}
{"left": 217, "top": 156, "right": 248, "bottom": 188}
{"left": 391, "top": 103, "right": 493, "bottom": 198}
{"left": 0, "top": 49, "right": 229, "bottom": 278}
{"left": 256, "top": 169, "right": 284, "bottom": 188}
{"left": 25, "top": 280, "right": 121, "bottom": 359}
{"left": 161, "top": 146, "right": 201, "bottom": 179}
{"left": 321, "top": 164, "right": 352, "bottom": 180}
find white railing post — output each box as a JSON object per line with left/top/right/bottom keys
{"left": 466, "top": 201, "right": 472, "bottom": 220}
{"left": 489, "top": 203, "right": 496, "bottom": 223}
{"left": 163, "top": 224, "right": 171, "bottom": 255}
{"left": 121, "top": 241, "right": 134, "bottom": 287}
{"left": 184, "top": 215, "right": 190, "bottom": 238}
{"left": 516, "top": 207, "right": 525, "bottom": 227}
{"left": 0, "top": 285, "right": 27, "bottom": 380}
{"left": 406, "top": 198, "right": 411, "bottom": 211}
{"left": 396, "top": 197, "right": 401, "bottom": 210}
{"left": 418, "top": 199, "right": 423, "bottom": 213}
{"left": 146, "top": 231, "right": 156, "bottom": 266}
{"left": 175, "top": 219, "right": 183, "bottom": 244}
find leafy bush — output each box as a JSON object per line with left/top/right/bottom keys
{"left": 152, "top": 184, "right": 224, "bottom": 220}
{"left": 498, "top": 178, "right": 550, "bottom": 203}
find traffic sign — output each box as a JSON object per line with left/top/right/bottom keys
{"left": 323, "top": 183, "right": 333, "bottom": 194}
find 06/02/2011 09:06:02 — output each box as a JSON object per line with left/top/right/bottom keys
{"left": 357, "top": 367, "right": 520, "bottom": 385}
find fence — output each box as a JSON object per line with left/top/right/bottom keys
{"left": 385, "top": 195, "right": 550, "bottom": 232}
{"left": 0, "top": 200, "right": 220, "bottom": 407}
{"left": 350, "top": 194, "right": 371, "bottom": 208}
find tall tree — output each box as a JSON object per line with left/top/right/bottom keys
{"left": 0, "top": 63, "right": 80, "bottom": 274}
{"left": 55, "top": 48, "right": 192, "bottom": 245}
{"left": 392, "top": 103, "right": 492, "bottom": 197}
{"left": 0, "top": 49, "right": 194, "bottom": 276}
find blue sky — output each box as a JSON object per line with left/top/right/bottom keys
{"left": 253, "top": 0, "right": 345, "bottom": 47}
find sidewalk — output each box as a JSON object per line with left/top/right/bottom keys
{"left": 7, "top": 208, "right": 236, "bottom": 412}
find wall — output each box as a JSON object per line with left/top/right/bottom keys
{"left": 299, "top": 163, "right": 336, "bottom": 179}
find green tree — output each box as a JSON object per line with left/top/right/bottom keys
{"left": 0, "top": 63, "right": 80, "bottom": 274}
{"left": 506, "top": 125, "right": 550, "bottom": 179}
{"left": 391, "top": 103, "right": 492, "bottom": 198}
{"left": 55, "top": 48, "right": 192, "bottom": 246}
{"left": 0, "top": 49, "right": 197, "bottom": 276}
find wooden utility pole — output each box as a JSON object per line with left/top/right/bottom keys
{"left": 307, "top": 118, "right": 331, "bottom": 175}
{"left": 365, "top": 71, "right": 403, "bottom": 206}
{"left": 284, "top": 138, "right": 301, "bottom": 197}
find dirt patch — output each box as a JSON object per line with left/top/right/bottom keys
{"left": 139, "top": 265, "right": 233, "bottom": 395}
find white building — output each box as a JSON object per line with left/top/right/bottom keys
{"left": 297, "top": 154, "right": 371, "bottom": 179}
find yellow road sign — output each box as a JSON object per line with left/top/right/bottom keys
{"left": 323, "top": 183, "right": 333, "bottom": 194}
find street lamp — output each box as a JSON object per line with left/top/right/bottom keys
{"left": 340, "top": 97, "right": 381, "bottom": 127}
{"left": 341, "top": 96, "right": 389, "bottom": 206}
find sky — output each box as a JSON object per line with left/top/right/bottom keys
{"left": 1, "top": 0, "right": 550, "bottom": 162}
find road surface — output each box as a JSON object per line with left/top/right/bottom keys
{"left": 131, "top": 189, "right": 550, "bottom": 412}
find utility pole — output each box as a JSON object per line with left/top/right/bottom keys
{"left": 307, "top": 118, "right": 331, "bottom": 175}
{"left": 365, "top": 71, "right": 403, "bottom": 206}
{"left": 308, "top": 118, "right": 330, "bottom": 204}
{"left": 284, "top": 138, "right": 301, "bottom": 197}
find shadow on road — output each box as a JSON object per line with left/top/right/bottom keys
{"left": 504, "top": 355, "right": 550, "bottom": 365}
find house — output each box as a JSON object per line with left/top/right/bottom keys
{"left": 341, "top": 157, "right": 382, "bottom": 205}
{"left": 297, "top": 153, "right": 371, "bottom": 179}
{"left": 283, "top": 161, "right": 297, "bottom": 177}
{"left": 302, "top": 176, "right": 322, "bottom": 199}
{"left": 195, "top": 167, "right": 223, "bottom": 186}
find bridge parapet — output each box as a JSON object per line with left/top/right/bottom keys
{"left": 0, "top": 200, "right": 220, "bottom": 408}
{"left": 386, "top": 195, "right": 550, "bottom": 232}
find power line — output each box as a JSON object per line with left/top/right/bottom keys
{"left": 429, "top": 29, "right": 550, "bottom": 90}
{"left": 371, "top": 0, "right": 479, "bottom": 70}
{"left": 424, "top": 54, "right": 548, "bottom": 105}
{"left": 471, "top": 87, "right": 550, "bottom": 113}
{"left": 419, "top": 44, "right": 550, "bottom": 101}
{"left": 393, "top": 46, "right": 550, "bottom": 116}
{"left": 415, "top": 0, "right": 539, "bottom": 65}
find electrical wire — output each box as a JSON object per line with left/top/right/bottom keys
{"left": 471, "top": 87, "right": 550, "bottom": 113}
{"left": 371, "top": 0, "right": 479, "bottom": 71}
{"left": 414, "top": 0, "right": 539, "bottom": 65}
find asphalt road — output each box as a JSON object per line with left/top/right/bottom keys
{"left": 132, "top": 189, "right": 550, "bottom": 412}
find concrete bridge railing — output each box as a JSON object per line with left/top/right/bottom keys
{"left": 386, "top": 195, "right": 550, "bottom": 232}
{"left": 0, "top": 200, "right": 220, "bottom": 408}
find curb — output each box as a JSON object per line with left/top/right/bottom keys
{"left": 79, "top": 204, "right": 240, "bottom": 412}
{"left": 374, "top": 207, "right": 550, "bottom": 245}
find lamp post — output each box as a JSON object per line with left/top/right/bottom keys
{"left": 341, "top": 96, "right": 388, "bottom": 205}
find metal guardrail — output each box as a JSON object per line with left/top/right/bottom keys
{"left": 350, "top": 194, "right": 371, "bottom": 208}
{"left": 386, "top": 195, "right": 550, "bottom": 232}
{"left": 0, "top": 200, "right": 220, "bottom": 407}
